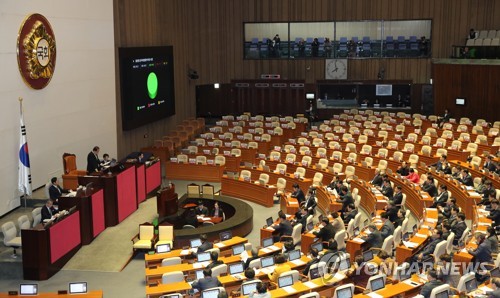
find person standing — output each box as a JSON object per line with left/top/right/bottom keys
{"left": 87, "top": 146, "right": 101, "bottom": 174}
{"left": 311, "top": 38, "right": 319, "bottom": 57}
{"left": 324, "top": 37, "right": 332, "bottom": 58}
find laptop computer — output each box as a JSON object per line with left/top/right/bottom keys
{"left": 195, "top": 269, "right": 204, "bottom": 280}
{"left": 318, "top": 214, "right": 324, "bottom": 222}
{"left": 278, "top": 275, "right": 294, "bottom": 288}
{"left": 288, "top": 249, "right": 301, "bottom": 261}
{"left": 309, "top": 267, "right": 321, "bottom": 279}
{"left": 197, "top": 252, "right": 211, "bottom": 263}
{"left": 261, "top": 256, "right": 275, "bottom": 268}
{"left": 370, "top": 276, "right": 385, "bottom": 292}
{"left": 262, "top": 237, "right": 274, "bottom": 248}
{"left": 229, "top": 262, "right": 244, "bottom": 275}
{"left": 190, "top": 238, "right": 202, "bottom": 248}
{"left": 465, "top": 278, "right": 478, "bottom": 293}
{"left": 242, "top": 282, "right": 259, "bottom": 296}
{"left": 363, "top": 250, "right": 374, "bottom": 262}
{"left": 201, "top": 288, "right": 220, "bottom": 298}
{"left": 266, "top": 217, "right": 273, "bottom": 227}
{"left": 19, "top": 284, "right": 38, "bottom": 295}
{"left": 336, "top": 286, "right": 353, "bottom": 298}
{"left": 232, "top": 244, "right": 245, "bottom": 255}
{"left": 69, "top": 282, "right": 87, "bottom": 294}
{"left": 398, "top": 268, "right": 412, "bottom": 281}
{"left": 311, "top": 242, "right": 323, "bottom": 252}
{"left": 338, "top": 257, "right": 350, "bottom": 271}
{"left": 156, "top": 243, "right": 171, "bottom": 254}
{"left": 220, "top": 230, "right": 232, "bottom": 241}
{"left": 306, "top": 222, "right": 314, "bottom": 232}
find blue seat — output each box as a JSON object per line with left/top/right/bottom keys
{"left": 306, "top": 37, "right": 313, "bottom": 44}
{"left": 362, "top": 36, "right": 370, "bottom": 43}
{"left": 386, "top": 36, "right": 394, "bottom": 43}
{"left": 318, "top": 37, "right": 325, "bottom": 44}
{"left": 397, "top": 36, "right": 405, "bottom": 43}
{"left": 409, "top": 36, "right": 417, "bottom": 43}
{"left": 352, "top": 37, "right": 359, "bottom": 43}
{"left": 251, "top": 38, "right": 258, "bottom": 44}
{"left": 339, "top": 37, "right": 348, "bottom": 44}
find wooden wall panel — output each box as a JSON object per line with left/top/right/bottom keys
{"left": 114, "top": 0, "right": 500, "bottom": 157}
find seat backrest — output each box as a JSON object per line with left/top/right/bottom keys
{"left": 248, "top": 258, "right": 262, "bottom": 269}
{"left": 291, "top": 224, "right": 302, "bottom": 245}
{"left": 299, "top": 292, "right": 320, "bottom": 298}
{"left": 335, "top": 230, "right": 347, "bottom": 250}
{"left": 161, "top": 271, "right": 184, "bottom": 284}
{"left": 445, "top": 232, "right": 455, "bottom": 254}
{"left": 187, "top": 183, "right": 200, "bottom": 195}
{"left": 381, "top": 235, "right": 394, "bottom": 255}
{"left": 32, "top": 207, "right": 42, "bottom": 227}
{"left": 211, "top": 264, "right": 228, "bottom": 277}
{"left": 393, "top": 226, "right": 402, "bottom": 246}
{"left": 433, "top": 240, "right": 447, "bottom": 262}
{"left": 161, "top": 257, "right": 181, "bottom": 267}
{"left": 62, "top": 153, "right": 77, "bottom": 174}
{"left": 333, "top": 283, "right": 354, "bottom": 298}
{"left": 159, "top": 225, "right": 173, "bottom": 241}
{"left": 430, "top": 284, "right": 450, "bottom": 298}
{"left": 18, "top": 215, "right": 30, "bottom": 231}
{"left": 1, "top": 222, "right": 18, "bottom": 245}
{"left": 139, "top": 225, "right": 154, "bottom": 240}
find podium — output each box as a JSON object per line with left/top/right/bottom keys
{"left": 78, "top": 164, "right": 137, "bottom": 227}
{"left": 157, "top": 184, "right": 178, "bottom": 218}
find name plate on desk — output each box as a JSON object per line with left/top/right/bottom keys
{"left": 170, "top": 158, "right": 178, "bottom": 163}
{"left": 208, "top": 142, "right": 214, "bottom": 146}
{"left": 224, "top": 151, "right": 231, "bottom": 156}
{"left": 237, "top": 135, "right": 244, "bottom": 140}
{"left": 249, "top": 129, "right": 255, "bottom": 134}
{"left": 207, "top": 160, "right": 214, "bottom": 165}
{"left": 189, "top": 158, "right": 196, "bottom": 164}
{"left": 254, "top": 136, "right": 261, "bottom": 141}
{"left": 241, "top": 143, "right": 248, "bottom": 148}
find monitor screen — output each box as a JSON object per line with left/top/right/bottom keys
{"left": 201, "top": 288, "right": 220, "bottom": 298}
{"left": 311, "top": 242, "right": 323, "bottom": 252}
{"left": 261, "top": 256, "right": 275, "bottom": 268}
{"left": 339, "top": 257, "right": 350, "bottom": 271}
{"left": 266, "top": 217, "right": 273, "bottom": 226}
{"left": 19, "top": 284, "right": 38, "bottom": 295}
{"left": 164, "top": 295, "right": 181, "bottom": 298}
{"left": 491, "top": 267, "right": 500, "bottom": 278}
{"left": 318, "top": 214, "right": 324, "bottom": 222}
{"left": 306, "top": 92, "right": 315, "bottom": 100}
{"left": 363, "top": 250, "right": 374, "bottom": 262}
{"left": 156, "top": 244, "right": 171, "bottom": 254}
{"left": 465, "top": 279, "right": 478, "bottom": 293}
{"left": 398, "top": 269, "right": 412, "bottom": 281}
{"left": 309, "top": 267, "right": 321, "bottom": 279}
{"left": 195, "top": 270, "right": 204, "bottom": 280}
{"left": 220, "top": 231, "right": 232, "bottom": 241}
{"left": 197, "top": 252, "right": 211, "bottom": 263}
{"left": 229, "top": 262, "right": 244, "bottom": 275}
{"left": 69, "top": 282, "right": 87, "bottom": 294}
{"left": 118, "top": 46, "right": 176, "bottom": 131}
{"left": 262, "top": 237, "right": 274, "bottom": 248}
{"left": 242, "top": 282, "right": 259, "bottom": 295}
{"left": 190, "top": 238, "right": 202, "bottom": 248}
{"left": 278, "top": 275, "right": 294, "bottom": 288}
{"left": 306, "top": 222, "right": 314, "bottom": 231}
{"left": 376, "top": 84, "right": 393, "bottom": 96}
{"left": 455, "top": 98, "right": 466, "bottom": 106}
{"left": 336, "top": 287, "right": 353, "bottom": 298}
{"left": 435, "top": 290, "right": 449, "bottom": 298}
{"left": 288, "top": 249, "right": 301, "bottom": 261}
{"left": 370, "top": 277, "right": 385, "bottom": 292}
{"left": 232, "top": 244, "right": 245, "bottom": 255}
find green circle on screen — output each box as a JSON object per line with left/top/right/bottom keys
{"left": 147, "top": 72, "right": 158, "bottom": 99}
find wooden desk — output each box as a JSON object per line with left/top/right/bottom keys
{"left": 449, "top": 160, "right": 500, "bottom": 190}
{"left": 354, "top": 276, "right": 423, "bottom": 298}
{"left": 145, "top": 281, "right": 191, "bottom": 298}
{"left": 0, "top": 290, "right": 103, "bottom": 298}
{"left": 280, "top": 194, "right": 299, "bottom": 215}
{"left": 165, "top": 161, "right": 224, "bottom": 182}
{"left": 221, "top": 176, "right": 276, "bottom": 207}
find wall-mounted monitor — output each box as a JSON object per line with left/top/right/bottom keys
{"left": 455, "top": 98, "right": 466, "bottom": 106}
{"left": 306, "top": 92, "right": 315, "bottom": 100}
{"left": 118, "top": 46, "right": 176, "bottom": 131}
{"left": 376, "top": 84, "right": 393, "bottom": 96}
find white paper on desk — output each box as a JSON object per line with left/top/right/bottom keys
{"left": 289, "top": 201, "right": 298, "bottom": 205}
{"left": 190, "top": 248, "right": 198, "bottom": 254}
{"left": 303, "top": 281, "right": 317, "bottom": 289}
{"left": 282, "top": 286, "right": 297, "bottom": 294}
{"left": 478, "top": 222, "right": 490, "bottom": 226}
{"left": 466, "top": 186, "right": 474, "bottom": 191}
{"left": 291, "top": 259, "right": 306, "bottom": 266}
{"left": 180, "top": 249, "right": 190, "bottom": 255}
{"left": 334, "top": 272, "right": 346, "bottom": 280}
{"left": 260, "top": 248, "right": 271, "bottom": 254}
{"left": 373, "top": 219, "right": 383, "bottom": 224}
{"left": 461, "top": 248, "right": 468, "bottom": 253}
{"left": 479, "top": 286, "right": 493, "bottom": 292}
{"left": 415, "top": 233, "right": 427, "bottom": 238}
{"left": 215, "top": 242, "right": 226, "bottom": 248}
{"left": 468, "top": 191, "right": 480, "bottom": 196}
{"left": 367, "top": 292, "right": 383, "bottom": 298}
{"left": 402, "top": 279, "right": 421, "bottom": 287}
{"left": 193, "top": 262, "right": 204, "bottom": 269}
{"left": 202, "top": 217, "right": 211, "bottom": 221}
{"left": 268, "top": 245, "right": 280, "bottom": 251}
{"left": 426, "top": 218, "right": 437, "bottom": 223}
{"left": 403, "top": 241, "right": 418, "bottom": 248}
{"left": 420, "top": 225, "right": 429, "bottom": 229}
{"left": 266, "top": 227, "right": 275, "bottom": 231}
{"left": 197, "top": 216, "right": 203, "bottom": 220}
{"left": 352, "top": 238, "right": 365, "bottom": 243}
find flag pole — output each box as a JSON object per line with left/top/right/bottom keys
{"left": 19, "top": 97, "right": 29, "bottom": 208}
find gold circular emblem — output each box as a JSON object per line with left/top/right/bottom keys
{"left": 17, "top": 14, "right": 57, "bottom": 89}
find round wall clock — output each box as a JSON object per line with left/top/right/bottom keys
{"left": 325, "top": 59, "right": 348, "bottom": 80}
{"left": 17, "top": 13, "right": 57, "bottom": 89}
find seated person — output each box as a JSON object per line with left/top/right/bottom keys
{"left": 421, "top": 175, "right": 438, "bottom": 197}
{"left": 411, "top": 229, "right": 443, "bottom": 265}
{"left": 328, "top": 176, "right": 343, "bottom": 189}
{"left": 380, "top": 179, "right": 394, "bottom": 200}
{"left": 487, "top": 199, "right": 500, "bottom": 226}
{"left": 482, "top": 181, "right": 496, "bottom": 200}
{"left": 393, "top": 208, "right": 405, "bottom": 228}
{"left": 249, "top": 282, "right": 271, "bottom": 298}
{"left": 436, "top": 254, "right": 460, "bottom": 288}
{"left": 451, "top": 213, "right": 467, "bottom": 245}
{"left": 484, "top": 155, "right": 498, "bottom": 172}
{"left": 268, "top": 254, "right": 291, "bottom": 282}
{"left": 244, "top": 267, "right": 256, "bottom": 281}
{"left": 196, "top": 234, "right": 213, "bottom": 253}
{"left": 487, "top": 226, "right": 498, "bottom": 254}
{"left": 244, "top": 248, "right": 260, "bottom": 269}
{"left": 211, "top": 201, "right": 224, "bottom": 219}
{"left": 290, "top": 184, "right": 305, "bottom": 205}
{"left": 467, "top": 233, "right": 492, "bottom": 265}
{"left": 302, "top": 248, "right": 320, "bottom": 275}
{"left": 346, "top": 255, "right": 374, "bottom": 288}
{"left": 293, "top": 207, "right": 308, "bottom": 232}
{"left": 195, "top": 201, "right": 209, "bottom": 216}
{"left": 488, "top": 278, "right": 500, "bottom": 298}
{"left": 396, "top": 161, "right": 410, "bottom": 177}
{"left": 41, "top": 199, "right": 59, "bottom": 222}
{"left": 313, "top": 218, "right": 335, "bottom": 242}
{"left": 404, "top": 168, "right": 420, "bottom": 183}
{"left": 370, "top": 168, "right": 384, "bottom": 187}
{"left": 100, "top": 153, "right": 111, "bottom": 166}
{"left": 392, "top": 186, "right": 404, "bottom": 205}
{"left": 191, "top": 268, "right": 222, "bottom": 292}
{"left": 343, "top": 203, "right": 358, "bottom": 224}
{"left": 336, "top": 186, "right": 354, "bottom": 213}
{"left": 206, "top": 251, "right": 224, "bottom": 270}
{"left": 430, "top": 155, "right": 451, "bottom": 175}
{"left": 48, "top": 177, "right": 70, "bottom": 201}
{"left": 419, "top": 270, "right": 444, "bottom": 298}
{"left": 303, "top": 188, "right": 318, "bottom": 215}
{"left": 457, "top": 168, "right": 473, "bottom": 187}
{"left": 431, "top": 184, "right": 449, "bottom": 208}
{"left": 380, "top": 212, "right": 395, "bottom": 239}
{"left": 271, "top": 212, "right": 293, "bottom": 242}
{"left": 477, "top": 190, "right": 495, "bottom": 207}
{"left": 361, "top": 225, "right": 383, "bottom": 249}
{"left": 377, "top": 251, "right": 396, "bottom": 276}
{"left": 384, "top": 201, "right": 399, "bottom": 223}
{"left": 184, "top": 208, "right": 199, "bottom": 228}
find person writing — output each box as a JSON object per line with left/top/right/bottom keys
{"left": 86, "top": 146, "right": 101, "bottom": 174}
{"left": 291, "top": 184, "right": 305, "bottom": 204}
{"left": 191, "top": 268, "right": 222, "bottom": 292}
{"left": 195, "top": 201, "right": 209, "bottom": 216}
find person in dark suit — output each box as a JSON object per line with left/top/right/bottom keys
{"left": 191, "top": 268, "right": 222, "bottom": 291}
{"left": 86, "top": 146, "right": 101, "bottom": 174}
{"left": 467, "top": 233, "right": 493, "bottom": 264}
{"left": 380, "top": 179, "right": 394, "bottom": 199}
{"left": 48, "top": 177, "right": 69, "bottom": 201}
{"left": 195, "top": 201, "right": 209, "bottom": 216}
{"left": 487, "top": 200, "right": 500, "bottom": 226}
{"left": 431, "top": 184, "right": 449, "bottom": 208}
{"left": 380, "top": 212, "right": 395, "bottom": 239}
{"left": 412, "top": 229, "right": 443, "bottom": 264}
{"left": 206, "top": 251, "right": 224, "bottom": 270}
{"left": 392, "top": 186, "right": 404, "bottom": 206}
{"left": 41, "top": 199, "right": 59, "bottom": 221}
{"left": 396, "top": 161, "right": 410, "bottom": 177}
{"left": 484, "top": 155, "right": 498, "bottom": 172}
{"left": 291, "top": 184, "right": 305, "bottom": 205}
{"left": 294, "top": 207, "right": 308, "bottom": 233}
{"left": 437, "top": 109, "right": 451, "bottom": 128}
{"left": 303, "top": 188, "right": 317, "bottom": 215}
{"left": 439, "top": 198, "right": 457, "bottom": 220}
{"left": 419, "top": 270, "right": 444, "bottom": 298}
{"left": 393, "top": 208, "right": 405, "bottom": 227}
{"left": 422, "top": 175, "right": 438, "bottom": 197}
{"left": 313, "top": 218, "right": 336, "bottom": 242}
{"left": 328, "top": 176, "right": 343, "bottom": 189}
{"left": 457, "top": 169, "right": 473, "bottom": 187}
{"left": 487, "top": 278, "right": 500, "bottom": 298}
{"left": 343, "top": 204, "right": 358, "bottom": 224}
{"left": 196, "top": 234, "right": 213, "bottom": 253}
{"left": 336, "top": 186, "right": 354, "bottom": 213}
{"left": 482, "top": 181, "right": 496, "bottom": 200}
{"left": 211, "top": 201, "right": 224, "bottom": 219}
{"left": 271, "top": 212, "right": 293, "bottom": 241}
{"left": 451, "top": 213, "right": 467, "bottom": 245}
{"left": 370, "top": 169, "right": 384, "bottom": 187}
{"left": 185, "top": 208, "right": 199, "bottom": 228}
{"left": 430, "top": 155, "right": 451, "bottom": 175}
{"left": 384, "top": 201, "right": 399, "bottom": 223}
{"left": 362, "top": 224, "right": 383, "bottom": 249}
{"left": 302, "top": 248, "right": 320, "bottom": 276}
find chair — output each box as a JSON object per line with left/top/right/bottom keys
{"left": 361, "top": 145, "right": 372, "bottom": 155}
{"left": 276, "top": 178, "right": 286, "bottom": 195}
{"left": 455, "top": 272, "right": 476, "bottom": 293}
{"left": 393, "top": 226, "right": 402, "bottom": 246}
{"left": 211, "top": 264, "right": 228, "bottom": 277}
{"left": 317, "top": 158, "right": 329, "bottom": 170}
{"left": 156, "top": 225, "right": 174, "bottom": 248}
{"left": 345, "top": 166, "right": 355, "bottom": 180}
{"left": 247, "top": 258, "right": 262, "bottom": 269}
{"left": 301, "top": 156, "right": 312, "bottom": 167}
{"left": 373, "top": 235, "right": 394, "bottom": 256}
{"left": 465, "top": 143, "right": 478, "bottom": 156}
{"left": 196, "top": 155, "right": 207, "bottom": 165}
{"left": 1, "top": 221, "right": 22, "bottom": 258}
{"left": 333, "top": 163, "right": 343, "bottom": 174}
{"left": 61, "top": 153, "right": 87, "bottom": 189}
{"left": 182, "top": 225, "right": 195, "bottom": 229}
{"left": 275, "top": 163, "right": 287, "bottom": 174}
{"left": 231, "top": 148, "right": 241, "bottom": 157}
{"left": 335, "top": 230, "right": 346, "bottom": 251}
{"left": 177, "top": 154, "right": 188, "bottom": 163}
{"left": 299, "top": 292, "right": 320, "bottom": 298}
{"left": 17, "top": 215, "right": 30, "bottom": 232}
{"left": 279, "top": 270, "right": 300, "bottom": 284}
{"left": 333, "top": 283, "right": 354, "bottom": 298}
{"left": 377, "top": 160, "right": 388, "bottom": 172}
{"left": 377, "top": 148, "right": 388, "bottom": 159}
{"left": 187, "top": 183, "right": 200, "bottom": 195}
{"left": 429, "top": 284, "right": 450, "bottom": 298}
{"left": 281, "top": 224, "right": 302, "bottom": 246}
{"left": 255, "top": 173, "right": 269, "bottom": 185}
{"left": 365, "top": 274, "right": 387, "bottom": 291}
{"left": 445, "top": 232, "right": 455, "bottom": 255}
{"left": 202, "top": 184, "right": 215, "bottom": 196}
{"left": 214, "top": 155, "right": 225, "bottom": 166}
{"left": 285, "top": 153, "right": 297, "bottom": 163}
{"left": 187, "top": 145, "right": 198, "bottom": 154}
{"left": 32, "top": 207, "right": 42, "bottom": 227}
{"left": 161, "top": 257, "right": 181, "bottom": 266}
{"left": 131, "top": 224, "right": 155, "bottom": 253}
{"left": 240, "top": 169, "right": 252, "bottom": 181}
{"left": 161, "top": 271, "right": 184, "bottom": 284}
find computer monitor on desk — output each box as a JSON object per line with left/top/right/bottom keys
{"left": 69, "top": 282, "right": 87, "bottom": 294}
{"left": 19, "top": 284, "right": 38, "bottom": 295}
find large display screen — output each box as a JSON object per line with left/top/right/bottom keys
{"left": 119, "top": 46, "right": 175, "bottom": 131}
